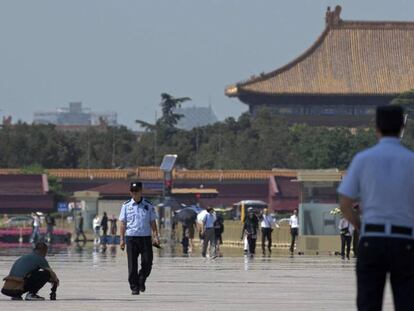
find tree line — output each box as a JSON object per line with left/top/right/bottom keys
{"left": 1, "top": 90, "right": 413, "bottom": 170}
{"left": 0, "top": 110, "right": 379, "bottom": 170}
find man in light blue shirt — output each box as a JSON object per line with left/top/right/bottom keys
{"left": 201, "top": 207, "right": 217, "bottom": 258}
{"left": 119, "top": 181, "right": 159, "bottom": 295}
{"left": 338, "top": 105, "right": 414, "bottom": 311}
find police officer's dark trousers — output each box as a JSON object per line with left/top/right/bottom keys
{"left": 357, "top": 237, "right": 414, "bottom": 311}
{"left": 126, "top": 236, "right": 153, "bottom": 291}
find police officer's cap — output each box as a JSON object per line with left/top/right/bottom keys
{"left": 130, "top": 181, "right": 142, "bottom": 192}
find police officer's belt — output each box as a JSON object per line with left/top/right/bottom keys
{"left": 365, "top": 224, "right": 412, "bottom": 236}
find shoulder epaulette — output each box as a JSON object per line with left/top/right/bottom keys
{"left": 143, "top": 198, "right": 154, "bottom": 206}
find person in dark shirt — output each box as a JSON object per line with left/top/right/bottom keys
{"left": 74, "top": 213, "right": 87, "bottom": 243}
{"left": 101, "top": 212, "right": 109, "bottom": 243}
{"left": 45, "top": 214, "right": 56, "bottom": 243}
{"left": 241, "top": 208, "right": 259, "bottom": 257}
{"left": 109, "top": 215, "right": 118, "bottom": 238}
{"left": 214, "top": 213, "right": 224, "bottom": 257}
{"left": 1, "top": 242, "right": 59, "bottom": 301}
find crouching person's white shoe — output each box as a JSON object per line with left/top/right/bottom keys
{"left": 25, "top": 293, "right": 45, "bottom": 301}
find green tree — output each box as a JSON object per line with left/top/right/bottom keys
{"left": 391, "top": 89, "right": 414, "bottom": 116}
{"left": 136, "top": 93, "right": 191, "bottom": 130}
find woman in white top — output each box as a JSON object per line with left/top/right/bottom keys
{"left": 260, "top": 209, "right": 277, "bottom": 255}
{"left": 93, "top": 215, "right": 101, "bottom": 244}
{"left": 289, "top": 209, "right": 299, "bottom": 254}
{"left": 30, "top": 213, "right": 40, "bottom": 243}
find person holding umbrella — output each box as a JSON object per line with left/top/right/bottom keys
{"left": 241, "top": 207, "right": 259, "bottom": 257}
{"left": 173, "top": 207, "right": 197, "bottom": 255}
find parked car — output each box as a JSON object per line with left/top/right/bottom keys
{"left": 4, "top": 216, "right": 33, "bottom": 228}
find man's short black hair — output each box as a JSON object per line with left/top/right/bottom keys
{"left": 130, "top": 181, "right": 143, "bottom": 192}
{"left": 34, "top": 242, "right": 48, "bottom": 252}
{"left": 376, "top": 105, "right": 404, "bottom": 136}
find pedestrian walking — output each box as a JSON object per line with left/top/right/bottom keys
{"left": 338, "top": 217, "right": 353, "bottom": 260}
{"left": 201, "top": 207, "right": 217, "bottom": 258}
{"left": 188, "top": 221, "right": 196, "bottom": 253}
{"left": 260, "top": 208, "right": 277, "bottom": 255}
{"left": 1, "top": 242, "right": 59, "bottom": 301}
{"left": 30, "top": 213, "right": 40, "bottom": 243}
{"left": 241, "top": 207, "right": 259, "bottom": 257}
{"left": 45, "top": 214, "right": 55, "bottom": 243}
{"left": 74, "top": 212, "right": 87, "bottom": 243}
{"left": 93, "top": 215, "right": 101, "bottom": 244}
{"left": 214, "top": 212, "right": 224, "bottom": 257}
{"left": 181, "top": 223, "right": 190, "bottom": 255}
{"left": 101, "top": 212, "right": 108, "bottom": 243}
{"left": 289, "top": 209, "right": 299, "bottom": 254}
{"left": 109, "top": 215, "right": 118, "bottom": 237}
{"left": 119, "top": 181, "right": 160, "bottom": 295}
{"left": 338, "top": 105, "right": 414, "bottom": 310}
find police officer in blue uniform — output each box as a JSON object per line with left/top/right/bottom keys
{"left": 119, "top": 181, "right": 160, "bottom": 295}
{"left": 338, "top": 105, "right": 414, "bottom": 311}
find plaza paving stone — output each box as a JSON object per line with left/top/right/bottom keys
{"left": 0, "top": 245, "right": 393, "bottom": 311}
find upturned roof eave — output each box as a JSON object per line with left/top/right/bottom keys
{"left": 225, "top": 16, "right": 414, "bottom": 98}
{"left": 230, "top": 26, "right": 331, "bottom": 91}
{"left": 235, "top": 89, "right": 401, "bottom": 98}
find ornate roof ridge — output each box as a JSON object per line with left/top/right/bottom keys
{"left": 225, "top": 5, "right": 414, "bottom": 97}
{"left": 338, "top": 20, "right": 414, "bottom": 29}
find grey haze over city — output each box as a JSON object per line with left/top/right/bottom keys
{"left": 0, "top": 0, "right": 413, "bottom": 129}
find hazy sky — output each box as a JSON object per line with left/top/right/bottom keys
{"left": 0, "top": 0, "right": 413, "bottom": 129}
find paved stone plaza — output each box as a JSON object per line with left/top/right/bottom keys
{"left": 0, "top": 246, "right": 393, "bottom": 311}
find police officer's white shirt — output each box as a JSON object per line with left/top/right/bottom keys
{"left": 289, "top": 215, "right": 299, "bottom": 228}
{"left": 338, "top": 137, "right": 414, "bottom": 230}
{"left": 119, "top": 198, "right": 157, "bottom": 236}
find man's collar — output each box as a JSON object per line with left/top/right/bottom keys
{"left": 379, "top": 137, "right": 401, "bottom": 144}
{"left": 131, "top": 197, "right": 143, "bottom": 205}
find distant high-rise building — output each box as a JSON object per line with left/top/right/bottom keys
{"left": 33, "top": 102, "right": 117, "bottom": 126}
{"left": 174, "top": 105, "right": 218, "bottom": 130}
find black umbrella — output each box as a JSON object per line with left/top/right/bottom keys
{"left": 173, "top": 208, "right": 197, "bottom": 226}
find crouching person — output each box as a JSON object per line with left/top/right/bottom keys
{"left": 1, "top": 242, "right": 59, "bottom": 301}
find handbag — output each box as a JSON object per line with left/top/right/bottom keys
{"left": 2, "top": 276, "right": 25, "bottom": 292}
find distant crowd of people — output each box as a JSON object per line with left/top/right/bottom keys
{"left": 91, "top": 212, "right": 118, "bottom": 244}
{"left": 29, "top": 212, "right": 56, "bottom": 244}
{"left": 173, "top": 206, "right": 301, "bottom": 259}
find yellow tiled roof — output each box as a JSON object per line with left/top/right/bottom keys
{"left": 295, "top": 169, "right": 342, "bottom": 182}
{"left": 136, "top": 167, "right": 164, "bottom": 180}
{"left": 0, "top": 169, "right": 20, "bottom": 175}
{"left": 174, "top": 169, "right": 296, "bottom": 180}
{"left": 46, "top": 169, "right": 133, "bottom": 179}
{"left": 171, "top": 188, "right": 219, "bottom": 195}
{"left": 226, "top": 8, "right": 414, "bottom": 96}
{"left": 0, "top": 167, "right": 298, "bottom": 181}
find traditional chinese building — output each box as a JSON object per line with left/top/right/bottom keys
{"left": 225, "top": 6, "right": 414, "bottom": 126}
